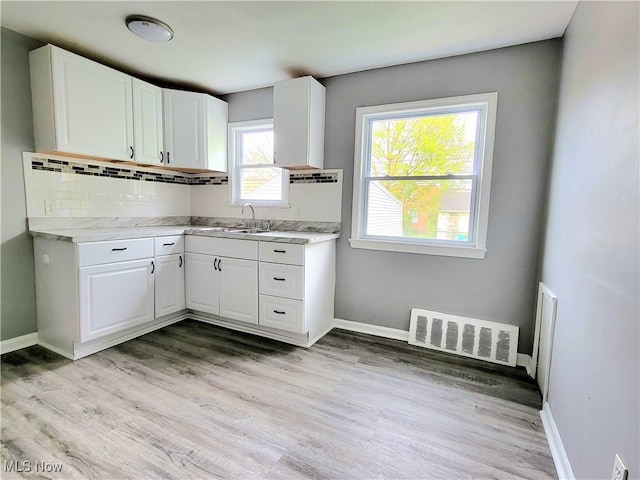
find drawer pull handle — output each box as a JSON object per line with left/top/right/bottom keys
{"left": 274, "top": 249, "right": 286, "bottom": 253}
{"left": 179, "top": 255, "right": 183, "bottom": 268}
{"left": 151, "top": 261, "right": 155, "bottom": 274}
{"left": 214, "top": 258, "right": 218, "bottom": 271}
{"left": 273, "top": 277, "right": 286, "bottom": 281}
{"left": 163, "top": 242, "right": 175, "bottom": 246}
{"left": 112, "top": 247, "right": 127, "bottom": 251}
{"left": 218, "top": 259, "right": 222, "bottom": 272}
{"left": 274, "top": 310, "right": 286, "bottom": 315}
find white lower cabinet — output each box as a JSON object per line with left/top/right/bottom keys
{"left": 185, "top": 252, "right": 220, "bottom": 315}
{"left": 155, "top": 253, "right": 185, "bottom": 318}
{"left": 79, "top": 259, "right": 155, "bottom": 342}
{"left": 34, "top": 233, "right": 336, "bottom": 360}
{"left": 154, "top": 235, "right": 185, "bottom": 318}
{"left": 218, "top": 257, "right": 258, "bottom": 324}
{"left": 257, "top": 240, "right": 335, "bottom": 338}
{"left": 185, "top": 237, "right": 258, "bottom": 324}
{"left": 259, "top": 295, "right": 304, "bottom": 333}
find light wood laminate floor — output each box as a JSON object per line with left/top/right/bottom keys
{"left": 1, "top": 320, "right": 556, "bottom": 479}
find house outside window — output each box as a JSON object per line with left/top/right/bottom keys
{"left": 228, "top": 119, "right": 288, "bottom": 205}
{"left": 350, "top": 93, "right": 498, "bottom": 259}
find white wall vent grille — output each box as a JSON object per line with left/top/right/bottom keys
{"left": 409, "top": 309, "right": 519, "bottom": 367}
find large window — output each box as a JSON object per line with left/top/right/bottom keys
{"left": 350, "top": 93, "right": 497, "bottom": 258}
{"left": 228, "top": 119, "right": 287, "bottom": 205}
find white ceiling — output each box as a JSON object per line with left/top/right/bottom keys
{"left": 1, "top": 1, "right": 578, "bottom": 95}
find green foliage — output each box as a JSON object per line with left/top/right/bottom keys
{"left": 370, "top": 114, "right": 475, "bottom": 237}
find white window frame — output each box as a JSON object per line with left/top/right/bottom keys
{"left": 350, "top": 92, "right": 498, "bottom": 259}
{"left": 228, "top": 119, "right": 289, "bottom": 207}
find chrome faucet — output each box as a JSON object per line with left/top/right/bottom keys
{"left": 241, "top": 203, "right": 257, "bottom": 233}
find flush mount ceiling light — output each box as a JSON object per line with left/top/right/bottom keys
{"left": 126, "top": 15, "right": 173, "bottom": 42}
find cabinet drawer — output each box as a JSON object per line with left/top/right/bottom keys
{"left": 259, "top": 242, "right": 304, "bottom": 265}
{"left": 259, "top": 263, "right": 304, "bottom": 300}
{"left": 154, "top": 235, "right": 184, "bottom": 256}
{"left": 259, "top": 295, "right": 305, "bottom": 334}
{"left": 77, "top": 238, "right": 154, "bottom": 267}
{"left": 185, "top": 236, "right": 257, "bottom": 260}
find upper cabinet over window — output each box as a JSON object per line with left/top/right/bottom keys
{"left": 30, "top": 44, "right": 135, "bottom": 162}
{"left": 273, "top": 76, "right": 326, "bottom": 170}
{"left": 350, "top": 92, "right": 498, "bottom": 259}
{"left": 162, "top": 89, "right": 228, "bottom": 172}
{"left": 29, "top": 45, "right": 228, "bottom": 172}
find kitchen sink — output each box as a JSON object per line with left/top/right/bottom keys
{"left": 187, "top": 226, "right": 269, "bottom": 234}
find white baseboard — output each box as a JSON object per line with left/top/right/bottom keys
{"left": 540, "top": 402, "right": 575, "bottom": 480}
{"left": 0, "top": 332, "right": 38, "bottom": 355}
{"left": 335, "top": 318, "right": 531, "bottom": 371}
{"left": 517, "top": 353, "right": 534, "bottom": 376}
{"left": 333, "top": 318, "right": 410, "bottom": 341}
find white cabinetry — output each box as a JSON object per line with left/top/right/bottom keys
{"left": 258, "top": 241, "right": 334, "bottom": 337}
{"left": 185, "top": 253, "right": 220, "bottom": 314}
{"left": 34, "top": 236, "right": 167, "bottom": 360}
{"left": 29, "top": 44, "right": 227, "bottom": 171}
{"left": 30, "top": 44, "right": 134, "bottom": 161}
{"left": 79, "top": 258, "right": 154, "bottom": 342}
{"left": 154, "top": 236, "right": 185, "bottom": 318}
{"left": 185, "top": 236, "right": 258, "bottom": 324}
{"left": 273, "top": 76, "right": 326, "bottom": 169}
{"left": 132, "top": 78, "right": 164, "bottom": 166}
{"left": 162, "top": 89, "right": 228, "bottom": 171}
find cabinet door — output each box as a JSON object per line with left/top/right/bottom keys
{"left": 51, "top": 47, "right": 133, "bottom": 161}
{"left": 273, "top": 76, "right": 325, "bottom": 169}
{"left": 185, "top": 253, "right": 219, "bottom": 315}
{"left": 155, "top": 254, "right": 185, "bottom": 318}
{"left": 273, "top": 78, "right": 309, "bottom": 168}
{"left": 219, "top": 257, "right": 258, "bottom": 325}
{"left": 79, "top": 259, "right": 154, "bottom": 342}
{"left": 132, "top": 78, "right": 163, "bottom": 165}
{"left": 163, "top": 89, "right": 205, "bottom": 169}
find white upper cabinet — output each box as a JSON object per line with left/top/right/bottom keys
{"left": 162, "top": 89, "right": 228, "bottom": 171}
{"left": 30, "top": 44, "right": 134, "bottom": 162}
{"left": 132, "top": 78, "right": 164, "bottom": 166}
{"left": 29, "top": 44, "right": 227, "bottom": 172}
{"left": 273, "top": 76, "right": 326, "bottom": 169}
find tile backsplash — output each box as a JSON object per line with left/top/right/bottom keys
{"left": 23, "top": 153, "right": 342, "bottom": 223}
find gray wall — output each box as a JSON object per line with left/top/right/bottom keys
{"left": 227, "top": 41, "right": 561, "bottom": 353}
{"left": 541, "top": 2, "right": 639, "bottom": 478}
{"left": 1, "top": 28, "right": 44, "bottom": 341}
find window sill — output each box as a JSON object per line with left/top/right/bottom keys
{"left": 348, "top": 238, "right": 487, "bottom": 259}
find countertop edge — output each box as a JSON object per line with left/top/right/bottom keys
{"left": 29, "top": 228, "right": 340, "bottom": 245}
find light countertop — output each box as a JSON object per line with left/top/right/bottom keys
{"left": 30, "top": 225, "right": 339, "bottom": 245}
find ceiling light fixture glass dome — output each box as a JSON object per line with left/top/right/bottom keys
{"left": 126, "top": 15, "right": 174, "bottom": 42}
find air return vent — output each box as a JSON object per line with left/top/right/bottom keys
{"left": 408, "top": 309, "right": 518, "bottom": 366}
